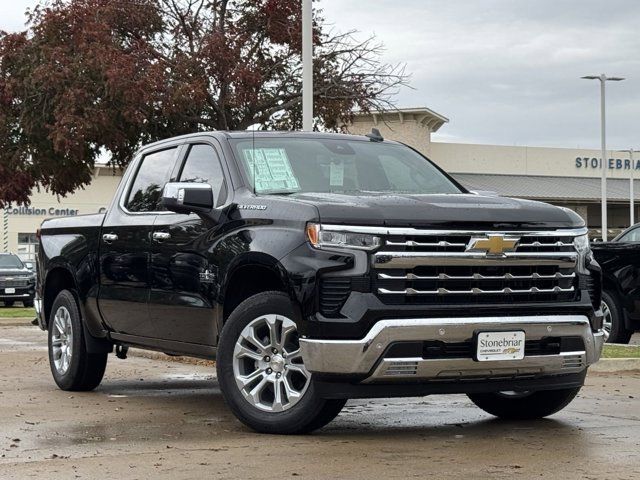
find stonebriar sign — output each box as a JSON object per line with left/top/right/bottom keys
{"left": 575, "top": 157, "right": 640, "bottom": 171}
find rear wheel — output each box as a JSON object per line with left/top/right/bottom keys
{"left": 217, "top": 291, "right": 345, "bottom": 434}
{"left": 602, "top": 291, "right": 633, "bottom": 344}
{"left": 48, "top": 289, "right": 108, "bottom": 391}
{"left": 468, "top": 387, "right": 581, "bottom": 420}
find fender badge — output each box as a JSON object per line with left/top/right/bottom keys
{"left": 199, "top": 270, "right": 216, "bottom": 283}
{"left": 238, "top": 204, "right": 267, "bottom": 210}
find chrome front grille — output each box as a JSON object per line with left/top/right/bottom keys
{"left": 0, "top": 278, "right": 29, "bottom": 288}
{"left": 371, "top": 228, "right": 584, "bottom": 306}
{"left": 378, "top": 286, "right": 575, "bottom": 296}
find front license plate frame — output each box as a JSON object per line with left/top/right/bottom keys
{"left": 475, "top": 330, "right": 525, "bottom": 361}
{"left": 4, "top": 288, "right": 16, "bottom": 294}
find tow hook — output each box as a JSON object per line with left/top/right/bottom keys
{"left": 115, "top": 344, "right": 129, "bottom": 360}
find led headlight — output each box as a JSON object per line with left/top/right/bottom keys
{"left": 573, "top": 233, "right": 593, "bottom": 270}
{"left": 306, "top": 223, "right": 381, "bottom": 251}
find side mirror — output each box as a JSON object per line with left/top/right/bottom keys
{"left": 25, "top": 262, "right": 34, "bottom": 270}
{"left": 161, "top": 182, "right": 215, "bottom": 215}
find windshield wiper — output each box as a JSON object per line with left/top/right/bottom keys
{"left": 261, "top": 191, "right": 299, "bottom": 196}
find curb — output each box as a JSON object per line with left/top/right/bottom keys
{"left": 0, "top": 317, "right": 36, "bottom": 327}
{"left": 590, "top": 358, "right": 640, "bottom": 373}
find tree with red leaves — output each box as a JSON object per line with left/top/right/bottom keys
{"left": 0, "top": 0, "right": 408, "bottom": 206}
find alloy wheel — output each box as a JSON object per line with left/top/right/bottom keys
{"left": 232, "top": 314, "right": 310, "bottom": 412}
{"left": 51, "top": 306, "right": 73, "bottom": 375}
{"left": 601, "top": 300, "right": 613, "bottom": 335}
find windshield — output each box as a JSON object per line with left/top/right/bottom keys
{"left": 0, "top": 255, "right": 24, "bottom": 269}
{"left": 231, "top": 137, "right": 463, "bottom": 195}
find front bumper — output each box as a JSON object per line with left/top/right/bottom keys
{"left": 300, "top": 315, "right": 605, "bottom": 384}
{"left": 0, "top": 288, "right": 34, "bottom": 302}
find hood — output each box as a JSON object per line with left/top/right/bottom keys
{"left": 289, "top": 193, "right": 584, "bottom": 230}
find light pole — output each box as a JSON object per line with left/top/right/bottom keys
{"left": 582, "top": 74, "right": 625, "bottom": 241}
{"left": 302, "top": 0, "right": 313, "bottom": 131}
{"left": 620, "top": 148, "right": 637, "bottom": 226}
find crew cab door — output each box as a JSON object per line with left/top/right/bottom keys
{"left": 148, "top": 141, "right": 230, "bottom": 345}
{"left": 99, "top": 146, "right": 181, "bottom": 337}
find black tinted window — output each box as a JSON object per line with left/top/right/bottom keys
{"left": 180, "top": 144, "right": 225, "bottom": 204}
{"left": 126, "top": 148, "right": 177, "bottom": 212}
{"left": 619, "top": 228, "right": 640, "bottom": 242}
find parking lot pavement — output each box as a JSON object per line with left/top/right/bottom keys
{"left": 1, "top": 325, "right": 638, "bottom": 480}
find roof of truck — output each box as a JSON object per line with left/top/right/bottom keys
{"left": 139, "top": 130, "right": 400, "bottom": 151}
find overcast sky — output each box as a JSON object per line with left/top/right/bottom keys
{"left": 4, "top": 0, "right": 640, "bottom": 149}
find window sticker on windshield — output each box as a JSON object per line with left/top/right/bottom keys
{"left": 243, "top": 148, "right": 300, "bottom": 192}
{"left": 329, "top": 161, "right": 344, "bottom": 187}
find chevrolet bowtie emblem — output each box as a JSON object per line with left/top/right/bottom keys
{"left": 467, "top": 234, "right": 520, "bottom": 256}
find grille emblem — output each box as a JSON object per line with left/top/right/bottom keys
{"left": 467, "top": 234, "right": 520, "bottom": 256}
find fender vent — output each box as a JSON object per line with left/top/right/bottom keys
{"left": 319, "top": 277, "right": 351, "bottom": 317}
{"left": 583, "top": 273, "right": 601, "bottom": 310}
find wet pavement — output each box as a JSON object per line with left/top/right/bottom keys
{"left": 1, "top": 324, "right": 639, "bottom": 480}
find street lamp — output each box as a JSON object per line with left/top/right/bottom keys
{"left": 302, "top": 0, "right": 313, "bottom": 131}
{"left": 619, "top": 148, "right": 637, "bottom": 226}
{"left": 581, "top": 74, "right": 625, "bottom": 241}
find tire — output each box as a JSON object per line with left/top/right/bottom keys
{"left": 47, "top": 289, "right": 108, "bottom": 391}
{"left": 4, "top": 300, "right": 15, "bottom": 307}
{"left": 23, "top": 298, "right": 34, "bottom": 308}
{"left": 217, "top": 291, "right": 346, "bottom": 434}
{"left": 602, "top": 291, "right": 633, "bottom": 344}
{"left": 468, "top": 387, "right": 581, "bottom": 420}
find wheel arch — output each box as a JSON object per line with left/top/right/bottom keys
{"left": 220, "top": 253, "right": 293, "bottom": 324}
{"left": 43, "top": 266, "right": 78, "bottom": 329}
{"left": 44, "top": 268, "right": 112, "bottom": 354}
{"left": 601, "top": 273, "right": 634, "bottom": 330}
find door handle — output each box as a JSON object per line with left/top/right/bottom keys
{"left": 152, "top": 232, "right": 171, "bottom": 242}
{"left": 102, "top": 233, "right": 118, "bottom": 243}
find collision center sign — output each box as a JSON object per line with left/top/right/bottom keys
{"left": 5, "top": 206, "right": 108, "bottom": 216}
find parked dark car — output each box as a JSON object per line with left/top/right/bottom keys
{"left": 35, "top": 131, "right": 605, "bottom": 434}
{"left": 0, "top": 252, "right": 36, "bottom": 307}
{"left": 591, "top": 225, "right": 640, "bottom": 343}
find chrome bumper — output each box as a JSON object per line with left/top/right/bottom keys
{"left": 300, "top": 315, "right": 605, "bottom": 384}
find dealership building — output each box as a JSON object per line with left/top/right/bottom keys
{"left": 1, "top": 106, "right": 637, "bottom": 259}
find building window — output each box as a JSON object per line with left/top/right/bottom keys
{"left": 17, "top": 233, "right": 38, "bottom": 261}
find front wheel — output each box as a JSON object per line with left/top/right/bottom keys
{"left": 467, "top": 387, "right": 581, "bottom": 420}
{"left": 23, "top": 298, "right": 34, "bottom": 308}
{"left": 48, "top": 289, "right": 108, "bottom": 391}
{"left": 217, "top": 291, "right": 345, "bottom": 434}
{"left": 4, "top": 300, "right": 14, "bottom": 307}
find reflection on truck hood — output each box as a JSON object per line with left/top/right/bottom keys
{"left": 289, "top": 192, "right": 584, "bottom": 229}
{"left": 0, "top": 268, "right": 33, "bottom": 276}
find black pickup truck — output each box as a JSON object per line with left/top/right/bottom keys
{"left": 35, "top": 131, "right": 605, "bottom": 434}
{"left": 591, "top": 225, "right": 640, "bottom": 343}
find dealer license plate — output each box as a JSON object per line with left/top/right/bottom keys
{"left": 5, "top": 288, "right": 15, "bottom": 294}
{"left": 476, "top": 331, "right": 525, "bottom": 361}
